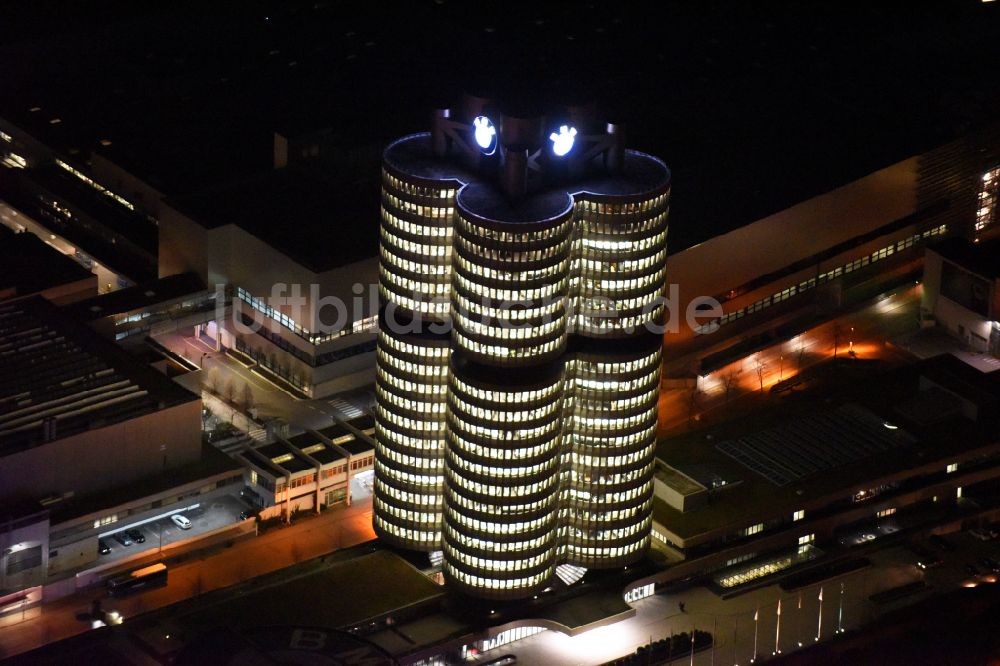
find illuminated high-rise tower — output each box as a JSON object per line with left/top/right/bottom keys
{"left": 373, "top": 97, "right": 670, "bottom": 599}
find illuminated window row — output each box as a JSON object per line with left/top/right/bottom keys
{"left": 373, "top": 461, "right": 443, "bottom": 487}
{"left": 378, "top": 484, "right": 443, "bottom": 508}
{"left": 382, "top": 171, "right": 456, "bottom": 199}
{"left": 56, "top": 159, "right": 138, "bottom": 212}
{"left": 377, "top": 331, "right": 451, "bottom": 358}
{"left": 447, "top": 453, "right": 559, "bottom": 480}
{"left": 452, "top": 329, "right": 564, "bottom": 361}
{"left": 453, "top": 274, "right": 568, "bottom": 302}
{"left": 377, "top": 349, "right": 450, "bottom": 377}
{"left": 576, "top": 214, "right": 669, "bottom": 240}
{"left": 454, "top": 253, "right": 565, "bottom": 282}
{"left": 447, "top": 417, "right": 561, "bottom": 443}
{"left": 458, "top": 218, "right": 571, "bottom": 244}
{"left": 380, "top": 247, "right": 451, "bottom": 276}
{"left": 380, "top": 227, "right": 451, "bottom": 257}
{"left": 447, "top": 491, "right": 553, "bottom": 515}
{"left": 976, "top": 167, "right": 999, "bottom": 236}
{"left": 380, "top": 409, "right": 450, "bottom": 432}
{"left": 448, "top": 550, "right": 552, "bottom": 573}
{"left": 452, "top": 291, "right": 566, "bottom": 323}
{"left": 576, "top": 193, "right": 669, "bottom": 215}
{"left": 380, "top": 267, "right": 452, "bottom": 296}
{"left": 373, "top": 514, "right": 441, "bottom": 543}
{"left": 455, "top": 314, "right": 566, "bottom": 342}
{"left": 450, "top": 377, "right": 562, "bottom": 404}
{"left": 708, "top": 224, "right": 949, "bottom": 331}
{"left": 374, "top": 499, "right": 441, "bottom": 524}
{"left": 577, "top": 229, "right": 667, "bottom": 254}
{"left": 449, "top": 393, "right": 560, "bottom": 422}
{"left": 444, "top": 471, "right": 558, "bottom": 500}
{"left": 446, "top": 567, "right": 550, "bottom": 591}
{"left": 382, "top": 209, "right": 453, "bottom": 237}
{"left": 446, "top": 512, "right": 555, "bottom": 536}
{"left": 383, "top": 192, "right": 455, "bottom": 219}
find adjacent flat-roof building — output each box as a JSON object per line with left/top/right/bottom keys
{"left": 158, "top": 167, "right": 380, "bottom": 397}
{"left": 649, "top": 354, "right": 1000, "bottom": 591}
{"left": 922, "top": 235, "right": 1000, "bottom": 355}
{"left": 0, "top": 225, "right": 95, "bottom": 304}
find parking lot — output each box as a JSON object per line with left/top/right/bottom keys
{"left": 97, "top": 493, "right": 251, "bottom": 564}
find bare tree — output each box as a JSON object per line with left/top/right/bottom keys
{"left": 754, "top": 355, "right": 767, "bottom": 392}
{"left": 224, "top": 379, "right": 236, "bottom": 405}
{"left": 242, "top": 382, "right": 254, "bottom": 410}
{"left": 832, "top": 323, "right": 842, "bottom": 359}
{"left": 722, "top": 369, "right": 740, "bottom": 402}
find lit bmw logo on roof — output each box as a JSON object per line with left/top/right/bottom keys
{"left": 472, "top": 116, "right": 498, "bottom": 155}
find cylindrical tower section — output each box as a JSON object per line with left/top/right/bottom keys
{"left": 571, "top": 159, "right": 670, "bottom": 337}
{"left": 452, "top": 185, "right": 573, "bottom": 367}
{"left": 562, "top": 335, "right": 662, "bottom": 568}
{"left": 379, "top": 135, "right": 461, "bottom": 321}
{"left": 373, "top": 324, "right": 451, "bottom": 550}
{"left": 441, "top": 360, "right": 564, "bottom": 599}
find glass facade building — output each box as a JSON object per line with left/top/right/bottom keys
{"left": 373, "top": 114, "right": 671, "bottom": 599}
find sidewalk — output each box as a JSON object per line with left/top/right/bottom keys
{"left": 0, "top": 499, "right": 376, "bottom": 660}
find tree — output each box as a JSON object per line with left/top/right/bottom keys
{"left": 242, "top": 382, "right": 254, "bottom": 410}
{"left": 754, "top": 355, "right": 767, "bottom": 392}
{"left": 722, "top": 369, "right": 740, "bottom": 402}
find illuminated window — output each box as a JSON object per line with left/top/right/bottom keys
{"left": 793, "top": 509, "right": 805, "bottom": 521}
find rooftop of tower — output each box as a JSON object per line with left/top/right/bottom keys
{"left": 384, "top": 133, "right": 671, "bottom": 224}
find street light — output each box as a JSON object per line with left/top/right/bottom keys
{"left": 816, "top": 586, "right": 824, "bottom": 642}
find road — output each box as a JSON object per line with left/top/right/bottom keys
{"left": 159, "top": 331, "right": 372, "bottom": 434}
{"left": 0, "top": 499, "right": 376, "bottom": 660}
{"left": 658, "top": 284, "right": 921, "bottom": 436}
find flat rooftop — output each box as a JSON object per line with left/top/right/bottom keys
{"left": 63, "top": 272, "right": 207, "bottom": 321}
{"left": 167, "top": 167, "right": 378, "bottom": 272}
{"left": 654, "top": 356, "right": 1000, "bottom": 542}
{"left": 929, "top": 236, "right": 1000, "bottom": 280}
{"left": 254, "top": 440, "right": 314, "bottom": 474}
{"left": 386, "top": 133, "right": 670, "bottom": 224}
{"left": 27, "top": 163, "right": 158, "bottom": 254}
{"left": 0, "top": 297, "right": 199, "bottom": 457}
{"left": 1, "top": 2, "right": 998, "bottom": 250}
{"left": 47, "top": 444, "right": 241, "bottom": 525}
{"left": 0, "top": 225, "right": 93, "bottom": 298}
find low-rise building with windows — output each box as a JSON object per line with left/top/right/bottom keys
{"left": 239, "top": 417, "right": 376, "bottom": 517}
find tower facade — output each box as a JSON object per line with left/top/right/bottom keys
{"left": 373, "top": 98, "right": 670, "bottom": 599}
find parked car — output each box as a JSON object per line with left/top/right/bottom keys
{"left": 965, "top": 563, "right": 981, "bottom": 576}
{"left": 126, "top": 528, "right": 145, "bottom": 544}
{"left": 929, "top": 534, "right": 955, "bottom": 551}
{"left": 112, "top": 532, "right": 133, "bottom": 547}
{"left": 969, "top": 529, "right": 992, "bottom": 542}
{"left": 171, "top": 514, "right": 192, "bottom": 530}
{"left": 98, "top": 539, "right": 111, "bottom": 555}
